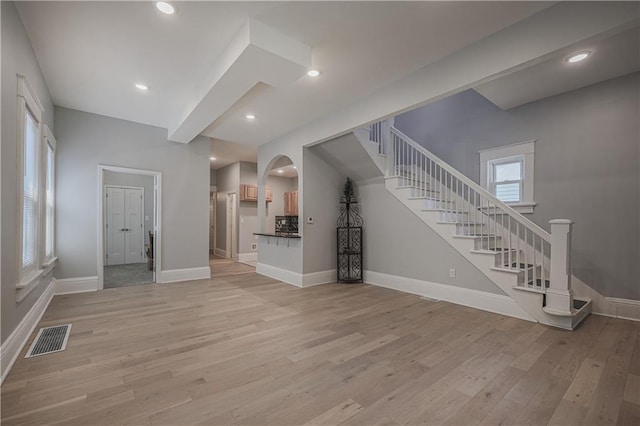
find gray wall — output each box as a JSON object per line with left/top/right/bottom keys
{"left": 302, "top": 148, "right": 344, "bottom": 274}
{"left": 239, "top": 162, "right": 258, "bottom": 255}
{"left": 214, "top": 162, "right": 239, "bottom": 252}
{"left": 359, "top": 180, "right": 504, "bottom": 295}
{"left": 55, "top": 107, "right": 210, "bottom": 278}
{"left": 1, "top": 1, "right": 56, "bottom": 343}
{"left": 103, "top": 171, "right": 155, "bottom": 246}
{"left": 210, "top": 169, "right": 217, "bottom": 186}
{"left": 395, "top": 73, "right": 640, "bottom": 299}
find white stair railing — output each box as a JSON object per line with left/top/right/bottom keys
{"left": 385, "top": 125, "right": 557, "bottom": 294}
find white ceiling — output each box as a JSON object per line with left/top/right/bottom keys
{"left": 267, "top": 164, "right": 298, "bottom": 178}
{"left": 475, "top": 26, "right": 640, "bottom": 109}
{"left": 16, "top": 1, "right": 552, "bottom": 150}
{"left": 209, "top": 138, "right": 257, "bottom": 170}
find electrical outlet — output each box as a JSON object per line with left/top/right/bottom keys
{"left": 251, "top": 243, "right": 257, "bottom": 251}
{"left": 449, "top": 268, "right": 456, "bottom": 278}
{"left": 307, "top": 217, "right": 314, "bottom": 224}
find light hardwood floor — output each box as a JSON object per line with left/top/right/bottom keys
{"left": 1, "top": 260, "right": 639, "bottom": 425}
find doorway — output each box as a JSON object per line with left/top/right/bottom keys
{"left": 98, "top": 165, "right": 161, "bottom": 290}
{"left": 105, "top": 186, "right": 144, "bottom": 265}
{"left": 226, "top": 192, "right": 237, "bottom": 260}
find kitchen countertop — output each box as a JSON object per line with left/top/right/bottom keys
{"left": 253, "top": 233, "right": 301, "bottom": 239}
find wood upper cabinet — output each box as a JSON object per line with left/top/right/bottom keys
{"left": 284, "top": 191, "right": 298, "bottom": 216}
{"left": 240, "top": 184, "right": 272, "bottom": 202}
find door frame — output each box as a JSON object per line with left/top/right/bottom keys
{"left": 97, "top": 165, "right": 162, "bottom": 290}
{"left": 226, "top": 192, "right": 237, "bottom": 260}
{"left": 209, "top": 186, "right": 217, "bottom": 255}
{"left": 104, "top": 185, "right": 145, "bottom": 265}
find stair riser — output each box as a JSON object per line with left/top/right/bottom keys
{"left": 493, "top": 250, "right": 519, "bottom": 267}
{"left": 408, "top": 198, "right": 455, "bottom": 210}
{"left": 473, "top": 238, "right": 505, "bottom": 251}
{"left": 455, "top": 223, "right": 490, "bottom": 235}
{"left": 514, "top": 266, "right": 544, "bottom": 285}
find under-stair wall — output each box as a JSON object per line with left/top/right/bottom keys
{"left": 311, "top": 132, "right": 534, "bottom": 321}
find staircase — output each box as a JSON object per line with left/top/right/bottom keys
{"left": 355, "top": 120, "right": 591, "bottom": 329}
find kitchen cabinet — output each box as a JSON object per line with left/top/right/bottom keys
{"left": 284, "top": 191, "right": 298, "bottom": 216}
{"left": 240, "top": 184, "right": 272, "bottom": 202}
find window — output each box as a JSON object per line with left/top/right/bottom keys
{"left": 490, "top": 158, "right": 523, "bottom": 203}
{"left": 22, "top": 109, "right": 39, "bottom": 272}
{"left": 43, "top": 126, "right": 56, "bottom": 263}
{"left": 17, "top": 74, "right": 47, "bottom": 290}
{"left": 479, "top": 140, "right": 535, "bottom": 214}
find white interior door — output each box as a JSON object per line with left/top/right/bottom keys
{"left": 209, "top": 192, "right": 216, "bottom": 254}
{"left": 106, "top": 187, "right": 125, "bottom": 265}
{"left": 124, "top": 188, "right": 144, "bottom": 264}
{"left": 227, "top": 193, "right": 237, "bottom": 259}
{"left": 105, "top": 186, "right": 144, "bottom": 265}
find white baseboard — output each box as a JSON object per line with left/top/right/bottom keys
{"left": 256, "top": 263, "right": 302, "bottom": 287}
{"left": 214, "top": 248, "right": 226, "bottom": 258}
{"left": 55, "top": 276, "right": 98, "bottom": 295}
{"left": 1, "top": 278, "right": 55, "bottom": 384}
{"left": 302, "top": 269, "right": 337, "bottom": 287}
{"left": 363, "top": 270, "right": 534, "bottom": 322}
{"left": 603, "top": 297, "right": 640, "bottom": 322}
{"left": 158, "top": 267, "right": 211, "bottom": 283}
{"left": 256, "top": 264, "right": 337, "bottom": 288}
{"left": 237, "top": 252, "right": 258, "bottom": 263}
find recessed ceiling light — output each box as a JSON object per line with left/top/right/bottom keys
{"left": 245, "top": 114, "right": 256, "bottom": 120}
{"left": 155, "top": 2, "right": 175, "bottom": 15}
{"left": 135, "top": 83, "right": 148, "bottom": 91}
{"left": 307, "top": 69, "right": 321, "bottom": 78}
{"left": 566, "top": 51, "right": 591, "bottom": 63}
{"left": 210, "top": 157, "right": 216, "bottom": 161}
{"left": 277, "top": 169, "right": 284, "bottom": 174}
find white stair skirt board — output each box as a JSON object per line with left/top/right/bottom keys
{"left": 55, "top": 276, "right": 98, "bottom": 295}
{"left": 237, "top": 252, "right": 258, "bottom": 263}
{"left": 157, "top": 267, "right": 211, "bottom": 284}
{"left": 364, "top": 270, "right": 536, "bottom": 322}
{"left": 214, "top": 248, "right": 226, "bottom": 258}
{"left": 1, "top": 278, "right": 55, "bottom": 384}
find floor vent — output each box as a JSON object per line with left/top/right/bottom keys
{"left": 25, "top": 324, "right": 72, "bottom": 358}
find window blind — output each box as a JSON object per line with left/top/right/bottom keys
{"left": 22, "top": 110, "right": 38, "bottom": 270}
{"left": 45, "top": 143, "right": 54, "bottom": 258}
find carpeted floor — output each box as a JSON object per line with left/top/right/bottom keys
{"left": 104, "top": 263, "right": 154, "bottom": 288}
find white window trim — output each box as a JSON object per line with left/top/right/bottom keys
{"left": 16, "top": 74, "right": 49, "bottom": 299}
{"left": 479, "top": 140, "right": 536, "bottom": 214}
{"left": 42, "top": 125, "right": 57, "bottom": 266}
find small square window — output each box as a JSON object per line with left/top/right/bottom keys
{"left": 491, "top": 159, "right": 523, "bottom": 203}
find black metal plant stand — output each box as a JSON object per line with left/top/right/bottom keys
{"left": 337, "top": 194, "right": 363, "bottom": 283}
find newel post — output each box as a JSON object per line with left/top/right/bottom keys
{"left": 547, "top": 219, "right": 574, "bottom": 314}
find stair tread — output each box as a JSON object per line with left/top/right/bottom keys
{"left": 512, "top": 286, "right": 545, "bottom": 294}
{"left": 455, "top": 234, "right": 502, "bottom": 239}
{"left": 470, "top": 249, "right": 516, "bottom": 255}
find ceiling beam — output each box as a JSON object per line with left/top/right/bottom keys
{"left": 168, "top": 19, "right": 311, "bottom": 143}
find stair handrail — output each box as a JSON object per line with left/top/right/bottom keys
{"left": 389, "top": 126, "right": 551, "bottom": 243}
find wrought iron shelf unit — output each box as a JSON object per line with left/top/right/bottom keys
{"left": 337, "top": 198, "right": 363, "bottom": 283}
